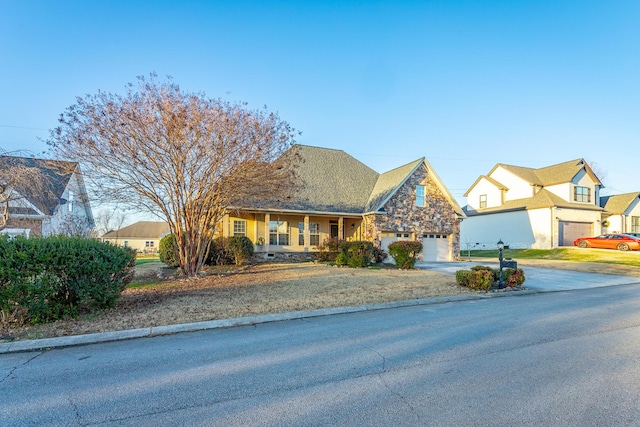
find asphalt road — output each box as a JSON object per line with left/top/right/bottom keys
{"left": 3, "top": 282, "right": 640, "bottom": 426}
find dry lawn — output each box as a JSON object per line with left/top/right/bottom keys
{"left": 3, "top": 258, "right": 637, "bottom": 343}
{"left": 1, "top": 262, "right": 473, "bottom": 342}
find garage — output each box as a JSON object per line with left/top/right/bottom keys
{"left": 559, "top": 221, "right": 593, "bottom": 246}
{"left": 422, "top": 234, "right": 451, "bottom": 261}
{"left": 380, "top": 232, "right": 411, "bottom": 255}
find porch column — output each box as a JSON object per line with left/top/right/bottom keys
{"left": 222, "top": 214, "right": 230, "bottom": 237}
{"left": 264, "top": 213, "right": 270, "bottom": 252}
{"left": 338, "top": 217, "right": 344, "bottom": 240}
{"left": 304, "top": 215, "right": 310, "bottom": 252}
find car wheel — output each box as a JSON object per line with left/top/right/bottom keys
{"left": 617, "top": 243, "right": 630, "bottom": 251}
{"left": 578, "top": 241, "right": 588, "bottom": 248}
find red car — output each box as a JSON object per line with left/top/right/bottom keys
{"left": 573, "top": 233, "right": 640, "bottom": 251}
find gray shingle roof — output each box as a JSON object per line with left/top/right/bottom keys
{"left": 366, "top": 159, "right": 422, "bottom": 212}
{"left": 102, "top": 221, "right": 170, "bottom": 239}
{"left": 465, "top": 188, "right": 604, "bottom": 216}
{"left": 601, "top": 192, "right": 640, "bottom": 214}
{"left": 493, "top": 158, "right": 601, "bottom": 187}
{"left": 241, "top": 145, "right": 463, "bottom": 216}
{"left": 0, "top": 156, "right": 77, "bottom": 215}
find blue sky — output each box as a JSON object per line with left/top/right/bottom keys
{"left": 1, "top": 0, "right": 639, "bottom": 214}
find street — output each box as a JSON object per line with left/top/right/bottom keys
{"left": 2, "top": 283, "right": 640, "bottom": 426}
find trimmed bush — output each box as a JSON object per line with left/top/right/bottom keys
{"left": 316, "top": 237, "right": 345, "bottom": 262}
{"left": 456, "top": 265, "right": 526, "bottom": 291}
{"left": 502, "top": 268, "right": 526, "bottom": 287}
{"left": 387, "top": 240, "right": 423, "bottom": 269}
{"left": 159, "top": 233, "right": 180, "bottom": 268}
{"left": 209, "top": 236, "right": 254, "bottom": 266}
{"left": 341, "top": 241, "right": 374, "bottom": 268}
{"left": 0, "top": 235, "right": 136, "bottom": 326}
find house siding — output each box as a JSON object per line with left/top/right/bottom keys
{"left": 364, "top": 165, "right": 461, "bottom": 259}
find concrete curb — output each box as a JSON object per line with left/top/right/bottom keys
{"left": 0, "top": 289, "right": 537, "bottom": 354}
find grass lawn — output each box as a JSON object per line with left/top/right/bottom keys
{"left": 461, "top": 247, "right": 640, "bottom": 268}
{"left": 135, "top": 255, "right": 160, "bottom": 265}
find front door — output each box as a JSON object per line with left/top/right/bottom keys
{"left": 330, "top": 223, "right": 339, "bottom": 238}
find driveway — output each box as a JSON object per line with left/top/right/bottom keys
{"left": 417, "top": 261, "right": 640, "bottom": 291}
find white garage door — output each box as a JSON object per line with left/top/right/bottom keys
{"left": 422, "top": 234, "right": 450, "bottom": 261}
{"left": 559, "top": 222, "right": 592, "bottom": 246}
{"left": 380, "top": 232, "right": 412, "bottom": 254}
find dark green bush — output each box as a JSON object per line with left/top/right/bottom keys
{"left": 209, "top": 236, "right": 254, "bottom": 266}
{"left": 0, "top": 235, "right": 136, "bottom": 326}
{"left": 159, "top": 233, "right": 180, "bottom": 268}
{"left": 227, "top": 236, "right": 254, "bottom": 265}
{"left": 372, "top": 246, "right": 388, "bottom": 264}
{"left": 341, "top": 241, "right": 374, "bottom": 268}
{"left": 387, "top": 240, "right": 423, "bottom": 269}
{"left": 316, "top": 237, "right": 345, "bottom": 262}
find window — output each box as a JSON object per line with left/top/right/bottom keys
{"left": 145, "top": 241, "right": 154, "bottom": 248}
{"left": 309, "top": 223, "right": 320, "bottom": 246}
{"left": 269, "top": 221, "right": 289, "bottom": 245}
{"left": 124, "top": 241, "right": 129, "bottom": 247}
{"left": 633, "top": 216, "right": 640, "bottom": 233}
{"left": 233, "top": 220, "right": 246, "bottom": 236}
{"left": 68, "top": 190, "right": 74, "bottom": 212}
{"left": 479, "top": 194, "right": 487, "bottom": 208}
{"left": 574, "top": 186, "right": 591, "bottom": 202}
{"left": 298, "top": 222, "right": 321, "bottom": 246}
{"left": 416, "top": 185, "right": 425, "bottom": 206}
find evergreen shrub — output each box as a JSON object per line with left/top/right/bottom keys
{"left": 159, "top": 233, "right": 180, "bottom": 268}
{"left": 0, "top": 235, "right": 136, "bottom": 326}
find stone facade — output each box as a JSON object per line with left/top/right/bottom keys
{"left": 364, "top": 164, "right": 461, "bottom": 259}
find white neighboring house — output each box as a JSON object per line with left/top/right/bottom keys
{"left": 600, "top": 193, "right": 640, "bottom": 234}
{"left": 461, "top": 159, "right": 604, "bottom": 249}
{"left": 102, "top": 221, "right": 171, "bottom": 253}
{"left": 1, "top": 156, "right": 94, "bottom": 238}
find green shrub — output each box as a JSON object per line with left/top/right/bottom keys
{"left": 335, "top": 252, "right": 348, "bottom": 266}
{"left": 342, "top": 241, "right": 374, "bottom": 268}
{"left": 388, "top": 240, "right": 423, "bottom": 269}
{"left": 0, "top": 235, "right": 136, "bottom": 326}
{"left": 316, "top": 237, "right": 345, "bottom": 262}
{"left": 209, "top": 236, "right": 254, "bottom": 266}
{"left": 227, "top": 236, "right": 254, "bottom": 265}
{"left": 455, "top": 268, "right": 494, "bottom": 291}
{"left": 455, "top": 270, "right": 472, "bottom": 287}
{"left": 159, "top": 233, "right": 180, "bottom": 268}
{"left": 502, "top": 268, "right": 526, "bottom": 287}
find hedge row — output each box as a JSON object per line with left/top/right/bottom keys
{"left": 455, "top": 265, "right": 526, "bottom": 291}
{"left": 0, "top": 235, "right": 136, "bottom": 326}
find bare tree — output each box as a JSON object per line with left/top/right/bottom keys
{"left": 0, "top": 150, "right": 51, "bottom": 231}
{"left": 93, "top": 207, "right": 128, "bottom": 237}
{"left": 48, "top": 74, "right": 299, "bottom": 276}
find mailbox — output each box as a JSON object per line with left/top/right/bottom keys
{"left": 501, "top": 258, "right": 517, "bottom": 269}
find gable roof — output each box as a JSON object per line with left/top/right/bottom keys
{"left": 0, "top": 155, "right": 78, "bottom": 215}
{"left": 240, "top": 144, "right": 464, "bottom": 217}
{"left": 490, "top": 158, "right": 602, "bottom": 187}
{"left": 463, "top": 175, "right": 508, "bottom": 197}
{"left": 366, "top": 158, "right": 423, "bottom": 212}
{"left": 600, "top": 192, "right": 640, "bottom": 214}
{"left": 102, "top": 221, "right": 170, "bottom": 239}
{"left": 465, "top": 188, "right": 604, "bottom": 216}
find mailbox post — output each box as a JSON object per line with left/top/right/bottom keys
{"left": 497, "top": 239, "right": 517, "bottom": 289}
